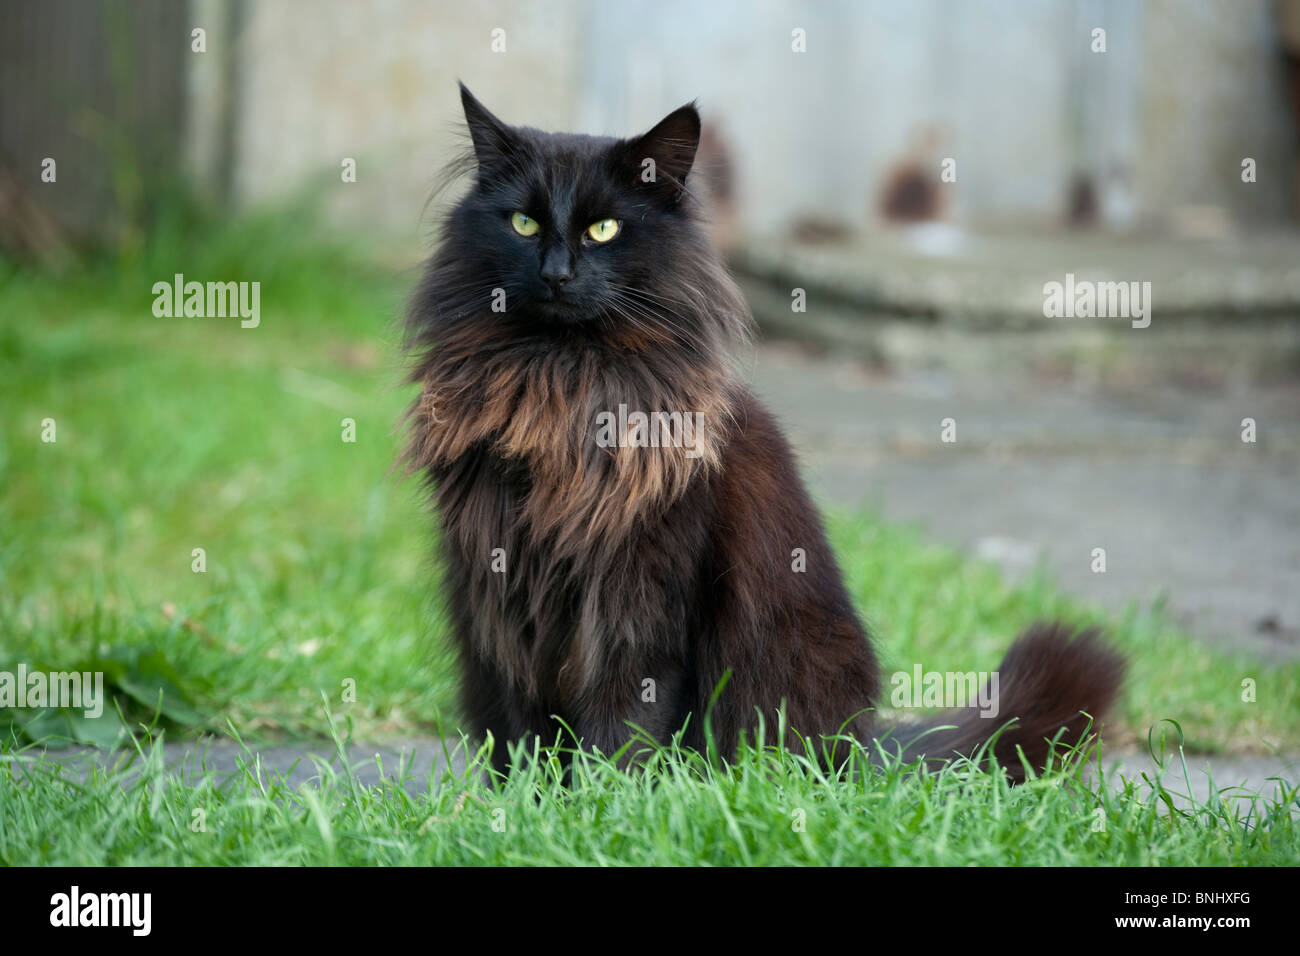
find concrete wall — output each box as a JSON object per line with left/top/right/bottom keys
{"left": 191, "top": 0, "right": 1296, "bottom": 240}
{"left": 189, "top": 0, "right": 584, "bottom": 245}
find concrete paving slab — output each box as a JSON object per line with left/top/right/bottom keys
{"left": 746, "top": 342, "right": 1300, "bottom": 661}
{"left": 17, "top": 737, "right": 1296, "bottom": 815}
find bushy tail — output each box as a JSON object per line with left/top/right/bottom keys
{"left": 875, "top": 621, "right": 1126, "bottom": 783}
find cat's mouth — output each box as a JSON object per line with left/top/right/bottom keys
{"left": 533, "top": 294, "right": 590, "bottom": 322}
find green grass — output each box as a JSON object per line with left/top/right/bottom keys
{"left": 2, "top": 717, "right": 1296, "bottom": 866}
{"left": 1, "top": 209, "right": 1297, "bottom": 865}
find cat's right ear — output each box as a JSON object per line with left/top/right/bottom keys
{"left": 459, "top": 83, "right": 520, "bottom": 169}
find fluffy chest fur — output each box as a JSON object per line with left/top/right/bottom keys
{"left": 407, "top": 333, "right": 735, "bottom": 699}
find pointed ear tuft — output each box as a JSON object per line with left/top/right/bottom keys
{"left": 459, "top": 82, "right": 520, "bottom": 169}
{"left": 622, "top": 103, "right": 702, "bottom": 202}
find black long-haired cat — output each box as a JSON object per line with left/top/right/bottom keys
{"left": 403, "top": 84, "right": 1124, "bottom": 780}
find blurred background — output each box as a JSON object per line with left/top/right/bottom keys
{"left": 7, "top": 1, "right": 1300, "bottom": 240}
{"left": 2, "top": 1, "right": 1299, "bottom": 753}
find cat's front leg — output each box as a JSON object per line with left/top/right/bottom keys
{"left": 457, "top": 648, "right": 557, "bottom": 776}
{"left": 566, "top": 662, "right": 693, "bottom": 768}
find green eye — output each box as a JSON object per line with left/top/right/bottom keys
{"left": 511, "top": 212, "right": 539, "bottom": 237}
{"left": 586, "top": 218, "right": 621, "bottom": 243}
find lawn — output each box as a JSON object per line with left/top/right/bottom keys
{"left": 1, "top": 210, "right": 1297, "bottom": 865}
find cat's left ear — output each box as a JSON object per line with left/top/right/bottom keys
{"left": 620, "top": 103, "right": 701, "bottom": 202}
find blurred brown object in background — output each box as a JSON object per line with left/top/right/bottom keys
{"left": 0, "top": 158, "right": 70, "bottom": 268}
{"left": 694, "top": 122, "right": 737, "bottom": 256}
{"left": 1067, "top": 171, "right": 1099, "bottom": 229}
{"left": 880, "top": 163, "right": 941, "bottom": 222}
{"left": 1279, "top": 0, "right": 1300, "bottom": 217}
{"left": 878, "top": 126, "right": 944, "bottom": 224}
{"left": 788, "top": 217, "right": 853, "bottom": 245}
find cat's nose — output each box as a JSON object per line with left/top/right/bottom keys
{"left": 540, "top": 248, "right": 574, "bottom": 291}
{"left": 541, "top": 270, "right": 571, "bottom": 291}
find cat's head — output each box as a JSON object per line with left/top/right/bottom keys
{"left": 424, "top": 84, "right": 742, "bottom": 346}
